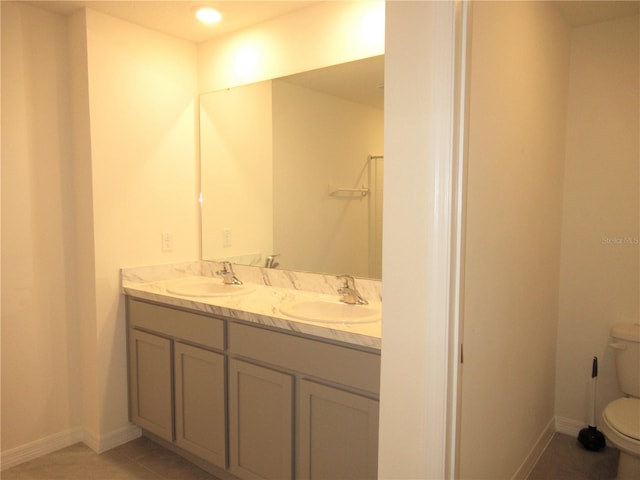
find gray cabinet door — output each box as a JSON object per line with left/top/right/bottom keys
{"left": 297, "top": 379, "right": 379, "bottom": 480}
{"left": 129, "top": 329, "right": 173, "bottom": 442}
{"left": 229, "top": 358, "right": 293, "bottom": 480}
{"left": 174, "top": 342, "right": 226, "bottom": 468}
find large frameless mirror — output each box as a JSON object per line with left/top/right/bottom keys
{"left": 200, "top": 55, "right": 383, "bottom": 279}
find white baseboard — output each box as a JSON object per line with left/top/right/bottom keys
{"left": 1, "top": 424, "right": 141, "bottom": 471}
{"left": 509, "top": 416, "right": 589, "bottom": 479}
{"left": 83, "top": 424, "right": 141, "bottom": 454}
{"left": 555, "top": 416, "right": 585, "bottom": 437}
{"left": 1, "top": 427, "right": 84, "bottom": 470}
{"left": 512, "top": 417, "right": 556, "bottom": 480}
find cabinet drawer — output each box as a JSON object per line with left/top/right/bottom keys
{"left": 128, "top": 299, "right": 224, "bottom": 350}
{"left": 229, "top": 322, "right": 380, "bottom": 394}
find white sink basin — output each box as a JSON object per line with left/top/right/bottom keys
{"left": 166, "top": 278, "right": 255, "bottom": 297}
{"left": 279, "top": 298, "right": 381, "bottom": 324}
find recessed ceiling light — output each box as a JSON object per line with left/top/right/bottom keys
{"left": 196, "top": 7, "right": 222, "bottom": 25}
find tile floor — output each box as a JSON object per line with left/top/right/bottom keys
{"left": 1, "top": 436, "right": 221, "bottom": 480}
{"left": 528, "top": 432, "right": 619, "bottom": 480}
{"left": 1, "top": 432, "right": 620, "bottom": 479}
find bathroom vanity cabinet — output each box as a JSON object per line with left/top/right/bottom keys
{"left": 127, "top": 299, "right": 227, "bottom": 468}
{"left": 126, "top": 297, "right": 380, "bottom": 480}
{"left": 228, "top": 322, "right": 380, "bottom": 480}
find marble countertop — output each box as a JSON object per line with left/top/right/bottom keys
{"left": 122, "top": 263, "right": 381, "bottom": 351}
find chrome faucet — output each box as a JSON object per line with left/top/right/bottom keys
{"left": 337, "top": 275, "right": 368, "bottom": 305}
{"left": 216, "top": 261, "right": 242, "bottom": 285}
{"left": 265, "top": 254, "right": 280, "bottom": 269}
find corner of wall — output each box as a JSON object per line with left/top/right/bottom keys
{"left": 83, "top": 424, "right": 141, "bottom": 454}
{"left": 512, "top": 418, "right": 556, "bottom": 480}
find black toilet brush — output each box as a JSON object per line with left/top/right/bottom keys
{"left": 578, "top": 356, "right": 606, "bottom": 451}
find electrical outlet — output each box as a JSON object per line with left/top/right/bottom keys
{"left": 162, "top": 232, "right": 173, "bottom": 252}
{"left": 222, "top": 228, "right": 232, "bottom": 248}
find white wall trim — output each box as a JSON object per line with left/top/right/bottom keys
{"left": 83, "top": 424, "right": 142, "bottom": 454}
{"left": 378, "top": 1, "right": 465, "bottom": 479}
{"left": 555, "top": 415, "right": 586, "bottom": 438}
{"left": 510, "top": 416, "right": 589, "bottom": 478}
{"left": 1, "top": 424, "right": 141, "bottom": 470}
{"left": 1, "top": 427, "right": 84, "bottom": 471}
{"left": 512, "top": 418, "right": 555, "bottom": 480}
{"left": 447, "top": 1, "right": 472, "bottom": 477}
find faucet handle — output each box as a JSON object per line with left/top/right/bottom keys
{"left": 337, "top": 275, "right": 355, "bottom": 289}
{"left": 265, "top": 254, "right": 281, "bottom": 269}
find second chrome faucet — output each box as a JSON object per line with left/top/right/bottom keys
{"left": 337, "top": 275, "right": 368, "bottom": 305}
{"left": 216, "top": 261, "right": 243, "bottom": 285}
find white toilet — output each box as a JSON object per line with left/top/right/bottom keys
{"left": 600, "top": 323, "right": 640, "bottom": 480}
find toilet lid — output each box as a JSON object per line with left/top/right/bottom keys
{"left": 604, "top": 397, "right": 640, "bottom": 441}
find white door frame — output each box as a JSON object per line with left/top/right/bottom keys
{"left": 378, "top": 1, "right": 470, "bottom": 478}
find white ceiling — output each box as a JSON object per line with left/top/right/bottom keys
{"left": 18, "top": 0, "right": 636, "bottom": 108}
{"left": 20, "top": 1, "right": 640, "bottom": 45}
{"left": 23, "top": 1, "right": 316, "bottom": 43}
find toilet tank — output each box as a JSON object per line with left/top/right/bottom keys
{"left": 610, "top": 323, "right": 640, "bottom": 398}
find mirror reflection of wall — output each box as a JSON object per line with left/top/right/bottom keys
{"left": 200, "top": 56, "right": 384, "bottom": 278}
{"left": 200, "top": 81, "right": 274, "bottom": 267}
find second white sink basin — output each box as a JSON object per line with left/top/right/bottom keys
{"left": 279, "top": 298, "right": 381, "bottom": 324}
{"left": 166, "top": 278, "right": 255, "bottom": 297}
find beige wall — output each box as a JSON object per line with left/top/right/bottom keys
{"left": 1, "top": 2, "right": 82, "bottom": 452}
{"left": 83, "top": 8, "right": 199, "bottom": 444}
{"left": 68, "top": 7, "right": 100, "bottom": 449}
{"left": 198, "top": 1, "right": 385, "bottom": 92}
{"left": 555, "top": 14, "right": 639, "bottom": 432}
{"left": 460, "top": 2, "right": 570, "bottom": 478}
{"left": 1, "top": 2, "right": 199, "bottom": 460}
